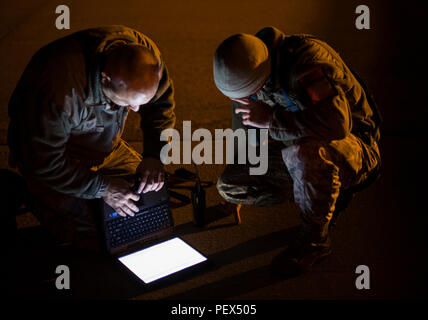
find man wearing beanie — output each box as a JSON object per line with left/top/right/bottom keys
{"left": 213, "top": 26, "right": 381, "bottom": 277}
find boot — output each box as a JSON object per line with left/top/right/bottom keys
{"left": 271, "top": 221, "right": 332, "bottom": 278}
{"left": 329, "top": 189, "right": 354, "bottom": 230}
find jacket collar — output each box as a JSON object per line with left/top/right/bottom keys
{"left": 84, "top": 55, "right": 120, "bottom": 113}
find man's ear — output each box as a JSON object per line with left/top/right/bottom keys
{"left": 101, "top": 72, "right": 111, "bottom": 86}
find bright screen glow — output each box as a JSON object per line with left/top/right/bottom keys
{"left": 118, "top": 237, "right": 207, "bottom": 284}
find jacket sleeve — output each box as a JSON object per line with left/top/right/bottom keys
{"left": 269, "top": 61, "right": 352, "bottom": 143}
{"left": 138, "top": 61, "right": 176, "bottom": 159}
{"left": 20, "top": 94, "right": 110, "bottom": 199}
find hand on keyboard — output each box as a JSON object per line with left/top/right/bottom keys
{"left": 103, "top": 177, "right": 140, "bottom": 217}
{"left": 136, "top": 157, "right": 165, "bottom": 194}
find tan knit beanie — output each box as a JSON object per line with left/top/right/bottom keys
{"left": 213, "top": 33, "right": 271, "bottom": 98}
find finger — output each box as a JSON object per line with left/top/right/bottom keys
{"left": 116, "top": 208, "right": 126, "bottom": 217}
{"left": 155, "top": 180, "right": 165, "bottom": 192}
{"left": 126, "top": 199, "right": 139, "bottom": 213}
{"left": 128, "top": 192, "right": 140, "bottom": 202}
{"left": 122, "top": 205, "right": 135, "bottom": 217}
{"left": 232, "top": 98, "right": 250, "bottom": 105}
{"left": 235, "top": 106, "right": 251, "bottom": 114}
{"left": 155, "top": 172, "right": 165, "bottom": 192}
{"left": 243, "top": 119, "right": 262, "bottom": 128}
{"left": 241, "top": 113, "right": 250, "bottom": 120}
{"left": 143, "top": 176, "right": 155, "bottom": 193}
{"left": 137, "top": 173, "right": 149, "bottom": 194}
{"left": 152, "top": 170, "right": 164, "bottom": 191}
{"left": 150, "top": 179, "right": 160, "bottom": 193}
{"left": 242, "top": 119, "right": 256, "bottom": 127}
{"left": 142, "top": 176, "right": 155, "bottom": 193}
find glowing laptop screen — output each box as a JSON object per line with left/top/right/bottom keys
{"left": 118, "top": 237, "right": 207, "bottom": 284}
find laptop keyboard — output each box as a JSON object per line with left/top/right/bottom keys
{"left": 106, "top": 202, "right": 171, "bottom": 248}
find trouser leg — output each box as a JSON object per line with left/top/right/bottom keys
{"left": 281, "top": 135, "right": 380, "bottom": 239}
{"left": 271, "top": 135, "right": 380, "bottom": 276}
{"left": 281, "top": 141, "right": 341, "bottom": 239}
{"left": 29, "top": 188, "right": 100, "bottom": 249}
{"left": 90, "top": 139, "right": 142, "bottom": 176}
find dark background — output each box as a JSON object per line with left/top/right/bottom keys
{"left": 0, "top": 0, "right": 426, "bottom": 300}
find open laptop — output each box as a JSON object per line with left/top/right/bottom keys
{"left": 101, "top": 175, "right": 209, "bottom": 286}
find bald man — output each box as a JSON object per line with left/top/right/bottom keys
{"left": 7, "top": 26, "right": 175, "bottom": 249}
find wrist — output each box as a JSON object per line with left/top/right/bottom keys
{"left": 267, "top": 108, "right": 274, "bottom": 128}
{"left": 99, "top": 177, "right": 112, "bottom": 198}
{"left": 268, "top": 106, "right": 279, "bottom": 129}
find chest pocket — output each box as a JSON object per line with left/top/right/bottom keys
{"left": 71, "top": 114, "right": 104, "bottom": 135}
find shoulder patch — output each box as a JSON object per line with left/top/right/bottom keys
{"left": 297, "top": 67, "right": 337, "bottom": 104}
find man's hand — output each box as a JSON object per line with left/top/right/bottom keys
{"left": 233, "top": 98, "right": 273, "bottom": 128}
{"left": 103, "top": 178, "right": 140, "bottom": 217}
{"left": 136, "top": 157, "right": 165, "bottom": 194}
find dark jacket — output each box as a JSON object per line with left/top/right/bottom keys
{"left": 8, "top": 25, "right": 175, "bottom": 199}
{"left": 255, "top": 26, "right": 380, "bottom": 147}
